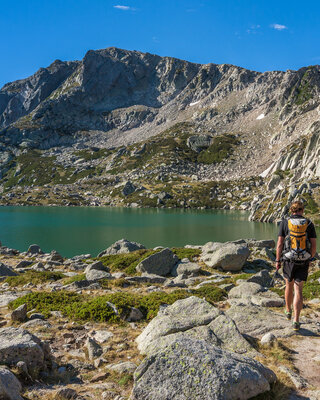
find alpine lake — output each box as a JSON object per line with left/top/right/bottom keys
{"left": 0, "top": 206, "right": 280, "bottom": 258}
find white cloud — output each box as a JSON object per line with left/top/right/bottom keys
{"left": 271, "top": 23, "right": 288, "bottom": 31}
{"left": 113, "top": 5, "right": 131, "bottom": 10}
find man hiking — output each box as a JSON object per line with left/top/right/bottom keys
{"left": 276, "top": 200, "right": 317, "bottom": 331}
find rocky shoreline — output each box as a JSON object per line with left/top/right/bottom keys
{"left": 0, "top": 238, "right": 319, "bottom": 399}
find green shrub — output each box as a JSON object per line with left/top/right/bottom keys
{"left": 197, "top": 135, "right": 239, "bottom": 164}
{"left": 63, "top": 274, "right": 86, "bottom": 285}
{"left": 303, "top": 270, "right": 320, "bottom": 300}
{"left": 192, "top": 285, "right": 227, "bottom": 303}
{"left": 9, "top": 292, "right": 82, "bottom": 318}
{"left": 172, "top": 248, "right": 201, "bottom": 261}
{"left": 95, "top": 249, "right": 160, "bottom": 275}
{"left": 138, "top": 290, "right": 189, "bottom": 320}
{"left": 6, "top": 271, "right": 64, "bottom": 287}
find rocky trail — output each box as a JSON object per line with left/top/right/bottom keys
{"left": 0, "top": 238, "right": 319, "bottom": 399}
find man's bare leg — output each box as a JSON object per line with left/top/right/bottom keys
{"left": 285, "top": 279, "right": 294, "bottom": 313}
{"left": 293, "top": 281, "right": 304, "bottom": 323}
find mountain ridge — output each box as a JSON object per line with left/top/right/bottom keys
{"left": 1, "top": 47, "right": 320, "bottom": 223}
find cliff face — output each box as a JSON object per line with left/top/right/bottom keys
{"left": 0, "top": 47, "right": 320, "bottom": 220}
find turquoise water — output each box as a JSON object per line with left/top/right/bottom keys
{"left": 0, "top": 206, "right": 279, "bottom": 258}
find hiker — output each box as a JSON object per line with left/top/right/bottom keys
{"left": 276, "top": 200, "right": 317, "bottom": 331}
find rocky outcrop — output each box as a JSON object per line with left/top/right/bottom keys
{"left": 98, "top": 239, "right": 145, "bottom": 256}
{"left": 136, "top": 296, "right": 254, "bottom": 356}
{"left": 201, "top": 242, "right": 250, "bottom": 271}
{"left": 0, "top": 327, "right": 51, "bottom": 375}
{"left": 131, "top": 337, "right": 276, "bottom": 400}
{"left": 136, "top": 248, "right": 179, "bottom": 276}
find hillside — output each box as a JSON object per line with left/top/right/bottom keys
{"left": 1, "top": 47, "right": 320, "bottom": 222}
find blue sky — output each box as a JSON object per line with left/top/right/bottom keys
{"left": 1, "top": 0, "right": 319, "bottom": 88}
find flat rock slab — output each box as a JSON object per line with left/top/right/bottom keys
{"left": 228, "top": 283, "right": 284, "bottom": 307}
{"left": 0, "top": 327, "right": 49, "bottom": 373}
{"left": 0, "top": 291, "right": 30, "bottom": 307}
{"left": 201, "top": 242, "right": 250, "bottom": 271}
{"left": 136, "top": 296, "right": 254, "bottom": 356}
{"left": 131, "top": 337, "right": 276, "bottom": 400}
{"left": 226, "top": 305, "right": 319, "bottom": 338}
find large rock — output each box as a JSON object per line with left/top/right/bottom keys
{"left": 136, "top": 296, "right": 254, "bottom": 356}
{"left": 11, "top": 304, "right": 27, "bottom": 322}
{"left": 226, "top": 304, "right": 294, "bottom": 337}
{"left": 246, "top": 239, "right": 275, "bottom": 249}
{"left": 131, "top": 337, "right": 276, "bottom": 400}
{"left": 98, "top": 239, "right": 145, "bottom": 257}
{"left": 85, "top": 261, "right": 111, "bottom": 281}
{"left": 247, "top": 270, "right": 272, "bottom": 287}
{"left": 0, "top": 327, "right": 50, "bottom": 374}
{"left": 0, "top": 367, "right": 23, "bottom": 400}
{"left": 136, "top": 248, "right": 179, "bottom": 276}
{"left": 186, "top": 135, "right": 212, "bottom": 152}
{"left": 201, "top": 242, "right": 250, "bottom": 271}
{"left": 228, "top": 282, "right": 284, "bottom": 307}
{"left": 27, "top": 244, "right": 43, "bottom": 255}
{"left": 171, "top": 258, "right": 201, "bottom": 277}
{"left": 122, "top": 181, "right": 137, "bottom": 196}
{"left": 0, "top": 263, "right": 18, "bottom": 277}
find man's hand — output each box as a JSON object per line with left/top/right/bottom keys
{"left": 275, "top": 260, "right": 281, "bottom": 271}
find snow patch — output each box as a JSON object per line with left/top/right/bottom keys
{"left": 256, "top": 113, "right": 265, "bottom": 120}
{"left": 190, "top": 101, "right": 200, "bottom": 106}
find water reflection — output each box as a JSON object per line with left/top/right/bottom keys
{"left": 0, "top": 206, "right": 279, "bottom": 257}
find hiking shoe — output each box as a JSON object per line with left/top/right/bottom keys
{"left": 292, "top": 321, "right": 300, "bottom": 331}
{"left": 284, "top": 309, "right": 292, "bottom": 320}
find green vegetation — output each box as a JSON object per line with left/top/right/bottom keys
{"left": 302, "top": 193, "right": 319, "bottom": 215}
{"left": 303, "top": 270, "right": 320, "bottom": 300}
{"left": 62, "top": 273, "right": 86, "bottom": 285}
{"left": 73, "top": 148, "right": 112, "bottom": 161}
{"left": 171, "top": 247, "right": 201, "bottom": 261}
{"left": 5, "top": 271, "right": 64, "bottom": 287}
{"left": 1, "top": 150, "right": 94, "bottom": 190}
{"left": 9, "top": 285, "right": 227, "bottom": 323}
{"left": 293, "top": 69, "right": 314, "bottom": 105}
{"left": 197, "top": 134, "right": 239, "bottom": 164}
{"left": 191, "top": 285, "right": 227, "bottom": 304}
{"left": 94, "top": 249, "right": 160, "bottom": 275}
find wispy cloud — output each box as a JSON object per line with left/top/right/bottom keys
{"left": 246, "top": 24, "right": 261, "bottom": 34}
{"left": 113, "top": 5, "right": 132, "bottom": 10}
{"left": 270, "top": 23, "right": 288, "bottom": 31}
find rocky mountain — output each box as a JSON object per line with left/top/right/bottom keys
{"left": 1, "top": 47, "right": 320, "bottom": 222}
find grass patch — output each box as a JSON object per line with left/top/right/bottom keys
{"left": 94, "top": 249, "right": 160, "bottom": 275}
{"left": 63, "top": 274, "right": 86, "bottom": 285}
{"left": 270, "top": 287, "right": 285, "bottom": 297}
{"left": 8, "top": 287, "right": 226, "bottom": 323}
{"left": 303, "top": 270, "right": 320, "bottom": 300}
{"left": 191, "top": 284, "right": 227, "bottom": 304}
{"left": 197, "top": 134, "right": 239, "bottom": 164}
{"left": 302, "top": 193, "right": 319, "bottom": 215}
{"left": 5, "top": 271, "right": 64, "bottom": 287}
{"left": 171, "top": 247, "right": 201, "bottom": 261}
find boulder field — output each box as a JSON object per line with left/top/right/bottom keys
{"left": 0, "top": 238, "right": 319, "bottom": 399}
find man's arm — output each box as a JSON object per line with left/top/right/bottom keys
{"left": 310, "top": 238, "right": 317, "bottom": 258}
{"left": 276, "top": 236, "right": 285, "bottom": 270}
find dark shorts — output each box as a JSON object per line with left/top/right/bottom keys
{"left": 283, "top": 260, "right": 309, "bottom": 282}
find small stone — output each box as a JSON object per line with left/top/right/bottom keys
{"left": 86, "top": 337, "right": 103, "bottom": 360}
{"left": 11, "top": 304, "right": 27, "bottom": 322}
{"left": 54, "top": 388, "right": 78, "bottom": 399}
{"left": 90, "top": 372, "right": 108, "bottom": 383}
{"left": 126, "top": 307, "right": 144, "bottom": 322}
{"left": 260, "top": 333, "right": 276, "bottom": 345}
{"left": 91, "top": 330, "right": 114, "bottom": 343}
